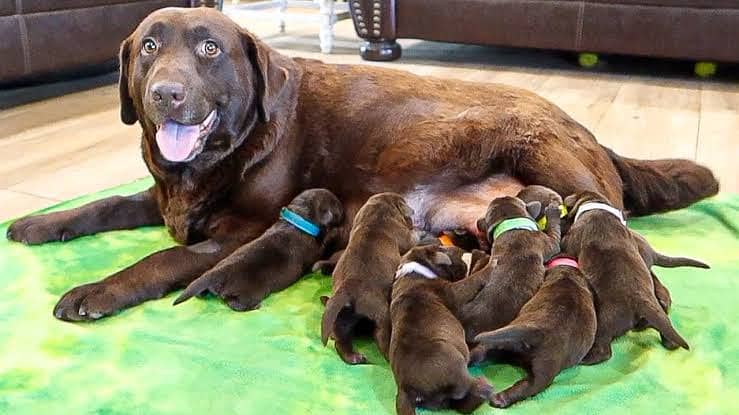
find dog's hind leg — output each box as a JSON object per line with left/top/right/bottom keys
{"left": 451, "top": 376, "right": 494, "bottom": 414}
{"left": 581, "top": 340, "right": 613, "bottom": 365}
{"left": 333, "top": 311, "right": 367, "bottom": 364}
{"left": 491, "top": 361, "right": 556, "bottom": 408}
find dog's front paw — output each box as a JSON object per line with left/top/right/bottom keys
{"left": 53, "top": 282, "right": 121, "bottom": 321}
{"left": 7, "top": 214, "right": 77, "bottom": 245}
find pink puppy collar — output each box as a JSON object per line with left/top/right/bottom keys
{"left": 546, "top": 256, "right": 580, "bottom": 269}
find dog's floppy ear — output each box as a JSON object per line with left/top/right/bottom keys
{"left": 242, "top": 30, "right": 289, "bottom": 123}
{"left": 118, "top": 37, "right": 137, "bottom": 125}
{"left": 396, "top": 200, "right": 415, "bottom": 228}
{"left": 431, "top": 251, "right": 453, "bottom": 266}
{"left": 525, "top": 201, "right": 542, "bottom": 219}
{"left": 563, "top": 194, "right": 579, "bottom": 215}
{"left": 476, "top": 218, "right": 487, "bottom": 234}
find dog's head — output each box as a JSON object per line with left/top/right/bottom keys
{"left": 562, "top": 191, "right": 611, "bottom": 220}
{"left": 516, "top": 185, "right": 563, "bottom": 219}
{"left": 476, "top": 196, "right": 540, "bottom": 241}
{"left": 361, "top": 192, "right": 415, "bottom": 229}
{"left": 118, "top": 7, "right": 289, "bottom": 169}
{"left": 287, "top": 189, "right": 345, "bottom": 232}
{"left": 400, "top": 245, "right": 468, "bottom": 282}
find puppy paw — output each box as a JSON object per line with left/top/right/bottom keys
{"left": 490, "top": 393, "right": 511, "bottom": 409}
{"left": 468, "top": 345, "right": 487, "bottom": 366}
{"left": 339, "top": 351, "right": 367, "bottom": 365}
{"left": 7, "top": 214, "right": 77, "bottom": 245}
{"left": 312, "top": 259, "right": 337, "bottom": 275}
{"left": 53, "top": 282, "right": 121, "bottom": 321}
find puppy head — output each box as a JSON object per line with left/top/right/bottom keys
{"left": 476, "top": 196, "right": 540, "bottom": 241}
{"left": 287, "top": 189, "right": 344, "bottom": 230}
{"left": 563, "top": 191, "right": 611, "bottom": 220}
{"left": 365, "top": 192, "right": 415, "bottom": 228}
{"left": 516, "top": 185, "right": 563, "bottom": 219}
{"left": 400, "top": 245, "right": 468, "bottom": 282}
{"left": 119, "top": 7, "right": 289, "bottom": 169}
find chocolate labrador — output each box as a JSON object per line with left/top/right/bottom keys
{"left": 472, "top": 256, "right": 596, "bottom": 408}
{"left": 320, "top": 193, "right": 415, "bottom": 364}
{"left": 390, "top": 245, "right": 492, "bottom": 415}
{"left": 562, "top": 192, "right": 691, "bottom": 364}
{"left": 5, "top": 7, "right": 718, "bottom": 321}
{"left": 171, "top": 188, "right": 343, "bottom": 311}
{"left": 460, "top": 196, "right": 561, "bottom": 342}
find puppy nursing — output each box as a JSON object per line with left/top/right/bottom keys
{"left": 313, "top": 184, "right": 710, "bottom": 412}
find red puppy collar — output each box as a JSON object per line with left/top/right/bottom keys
{"left": 546, "top": 256, "right": 580, "bottom": 269}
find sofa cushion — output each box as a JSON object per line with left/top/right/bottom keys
{"left": 583, "top": 0, "right": 739, "bottom": 9}
{"left": 0, "top": 16, "right": 25, "bottom": 79}
{"left": 0, "top": 1, "right": 15, "bottom": 16}
{"left": 18, "top": 0, "right": 189, "bottom": 15}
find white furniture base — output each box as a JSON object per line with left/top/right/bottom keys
{"left": 226, "top": 0, "right": 350, "bottom": 54}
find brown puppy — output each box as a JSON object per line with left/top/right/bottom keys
{"left": 321, "top": 193, "right": 416, "bottom": 364}
{"left": 516, "top": 185, "right": 566, "bottom": 231}
{"left": 473, "top": 256, "right": 596, "bottom": 408}
{"left": 171, "top": 189, "right": 343, "bottom": 311}
{"left": 8, "top": 7, "right": 717, "bottom": 322}
{"left": 390, "top": 245, "right": 492, "bottom": 415}
{"left": 460, "top": 196, "right": 562, "bottom": 342}
{"left": 562, "top": 191, "right": 690, "bottom": 365}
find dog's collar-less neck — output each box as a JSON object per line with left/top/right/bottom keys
{"left": 395, "top": 261, "right": 438, "bottom": 280}
{"left": 574, "top": 202, "right": 626, "bottom": 226}
{"left": 536, "top": 204, "right": 568, "bottom": 230}
{"left": 279, "top": 207, "right": 321, "bottom": 237}
{"left": 489, "top": 217, "right": 539, "bottom": 240}
{"left": 546, "top": 256, "right": 580, "bottom": 269}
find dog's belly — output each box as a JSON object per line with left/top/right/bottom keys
{"left": 403, "top": 174, "right": 524, "bottom": 235}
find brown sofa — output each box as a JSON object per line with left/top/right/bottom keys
{"left": 349, "top": 0, "right": 739, "bottom": 63}
{"left": 0, "top": 0, "right": 222, "bottom": 85}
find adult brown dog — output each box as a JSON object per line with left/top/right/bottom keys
{"left": 460, "top": 196, "right": 561, "bottom": 342}
{"left": 562, "top": 191, "right": 690, "bottom": 364}
{"left": 321, "top": 193, "right": 415, "bottom": 364}
{"left": 171, "top": 188, "right": 343, "bottom": 311}
{"left": 472, "top": 257, "right": 596, "bottom": 408}
{"left": 390, "top": 245, "right": 492, "bottom": 415}
{"left": 5, "top": 7, "right": 718, "bottom": 321}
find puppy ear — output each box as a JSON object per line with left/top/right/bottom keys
{"left": 563, "top": 194, "right": 579, "bottom": 215}
{"left": 396, "top": 200, "right": 415, "bottom": 227}
{"left": 242, "top": 30, "right": 289, "bottom": 123}
{"left": 118, "top": 37, "right": 137, "bottom": 125}
{"left": 476, "top": 218, "right": 487, "bottom": 234}
{"left": 432, "top": 251, "right": 453, "bottom": 266}
{"left": 525, "top": 201, "right": 542, "bottom": 219}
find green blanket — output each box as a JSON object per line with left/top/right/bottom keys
{"left": 1, "top": 178, "right": 737, "bottom": 414}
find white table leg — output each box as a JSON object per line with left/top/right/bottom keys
{"left": 278, "top": 0, "right": 288, "bottom": 33}
{"left": 318, "top": 0, "right": 335, "bottom": 53}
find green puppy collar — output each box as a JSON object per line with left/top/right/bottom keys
{"left": 490, "top": 217, "right": 539, "bottom": 240}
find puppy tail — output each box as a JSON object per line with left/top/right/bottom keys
{"left": 653, "top": 252, "right": 710, "bottom": 269}
{"left": 601, "top": 145, "right": 718, "bottom": 216}
{"left": 320, "top": 290, "right": 352, "bottom": 346}
{"left": 173, "top": 272, "right": 217, "bottom": 306}
{"left": 642, "top": 301, "right": 690, "bottom": 351}
{"left": 396, "top": 387, "right": 418, "bottom": 415}
{"left": 473, "top": 325, "right": 543, "bottom": 353}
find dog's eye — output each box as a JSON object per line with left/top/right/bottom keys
{"left": 201, "top": 40, "right": 220, "bottom": 57}
{"left": 142, "top": 38, "right": 158, "bottom": 55}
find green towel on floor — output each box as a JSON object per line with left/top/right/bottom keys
{"left": 1, "top": 178, "right": 737, "bottom": 414}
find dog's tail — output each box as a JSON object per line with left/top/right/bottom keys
{"left": 653, "top": 252, "right": 710, "bottom": 269}
{"left": 473, "top": 325, "right": 543, "bottom": 353}
{"left": 601, "top": 145, "right": 718, "bottom": 216}
{"left": 642, "top": 301, "right": 690, "bottom": 351}
{"left": 173, "top": 272, "right": 217, "bottom": 306}
{"left": 320, "top": 289, "right": 353, "bottom": 345}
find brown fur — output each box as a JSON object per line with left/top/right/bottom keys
{"left": 460, "top": 196, "right": 562, "bottom": 342}
{"left": 5, "top": 8, "right": 718, "bottom": 321}
{"left": 562, "top": 192, "right": 690, "bottom": 365}
{"left": 390, "top": 245, "right": 492, "bottom": 415}
{"left": 171, "top": 189, "right": 343, "bottom": 310}
{"left": 320, "top": 193, "right": 415, "bottom": 364}
{"left": 472, "top": 262, "right": 596, "bottom": 408}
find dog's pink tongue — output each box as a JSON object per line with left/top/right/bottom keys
{"left": 155, "top": 121, "right": 200, "bottom": 162}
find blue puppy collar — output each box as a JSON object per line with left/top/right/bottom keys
{"left": 280, "top": 207, "right": 321, "bottom": 237}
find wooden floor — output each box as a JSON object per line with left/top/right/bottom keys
{"left": 1, "top": 15, "right": 737, "bottom": 222}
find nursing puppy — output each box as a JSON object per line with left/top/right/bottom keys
{"left": 562, "top": 191, "right": 690, "bottom": 364}
{"left": 390, "top": 245, "right": 493, "bottom": 415}
{"left": 472, "top": 256, "right": 596, "bottom": 408}
{"left": 516, "top": 185, "right": 566, "bottom": 231}
{"left": 321, "top": 193, "right": 415, "bottom": 364}
{"left": 460, "top": 196, "right": 562, "bottom": 341}
{"left": 173, "top": 189, "right": 343, "bottom": 310}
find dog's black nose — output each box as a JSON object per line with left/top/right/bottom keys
{"left": 150, "top": 82, "right": 186, "bottom": 107}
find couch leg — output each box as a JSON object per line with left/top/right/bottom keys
{"left": 360, "top": 40, "right": 401, "bottom": 61}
